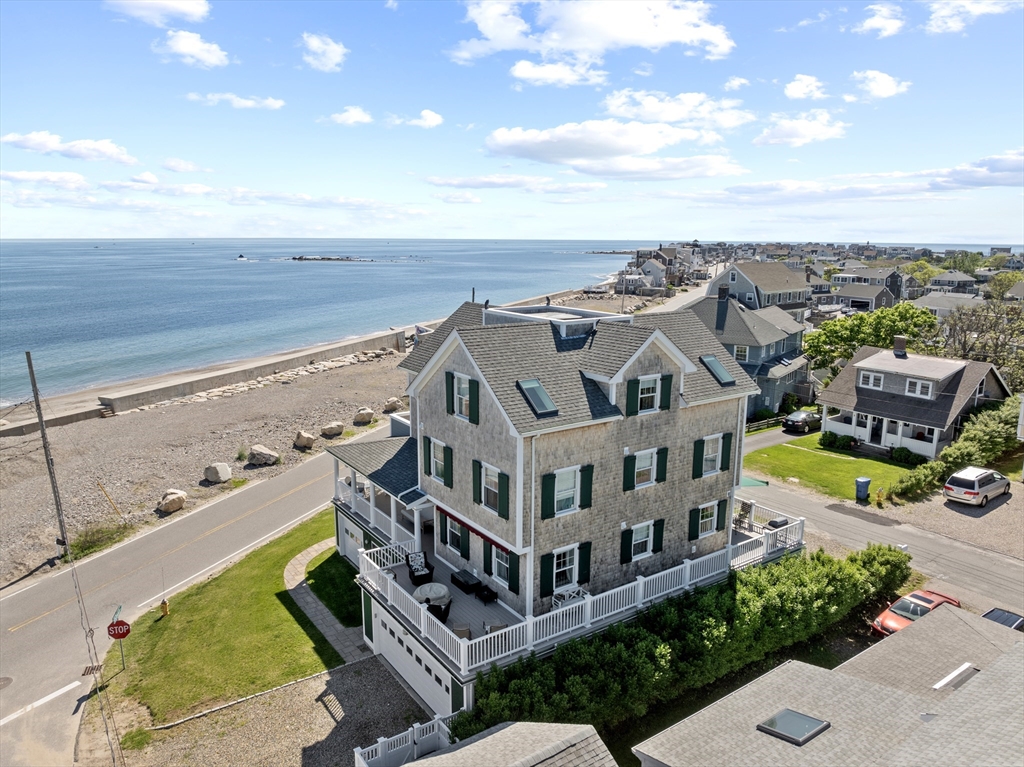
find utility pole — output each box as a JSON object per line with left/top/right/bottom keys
{"left": 26, "top": 351, "right": 70, "bottom": 558}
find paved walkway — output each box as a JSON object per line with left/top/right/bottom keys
{"left": 284, "top": 539, "right": 371, "bottom": 664}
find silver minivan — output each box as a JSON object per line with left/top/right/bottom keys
{"left": 943, "top": 467, "right": 1011, "bottom": 507}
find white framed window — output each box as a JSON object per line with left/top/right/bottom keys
{"left": 745, "top": 292, "right": 755, "bottom": 303}
{"left": 734, "top": 345, "right": 748, "bottom": 362}
{"left": 431, "top": 439, "right": 446, "bottom": 483}
{"left": 858, "top": 371, "right": 883, "bottom": 389}
{"left": 554, "top": 544, "right": 577, "bottom": 592}
{"left": 447, "top": 517, "right": 461, "bottom": 553}
{"left": 769, "top": 342, "right": 776, "bottom": 356}
{"left": 481, "top": 463, "right": 500, "bottom": 512}
{"left": 703, "top": 434, "right": 722, "bottom": 475}
{"left": 634, "top": 449, "right": 656, "bottom": 488}
{"left": 454, "top": 374, "right": 471, "bottom": 419}
{"left": 554, "top": 468, "right": 579, "bottom": 515}
{"left": 856, "top": 413, "right": 868, "bottom": 428}
{"left": 729, "top": 271, "right": 737, "bottom": 283}
{"left": 494, "top": 549, "right": 509, "bottom": 584}
{"left": 632, "top": 521, "right": 653, "bottom": 560}
{"left": 976, "top": 379, "right": 985, "bottom": 396}
{"left": 905, "top": 379, "right": 932, "bottom": 398}
{"left": 698, "top": 502, "right": 716, "bottom": 538}
{"left": 638, "top": 375, "right": 659, "bottom": 413}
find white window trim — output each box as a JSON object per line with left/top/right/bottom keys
{"left": 698, "top": 502, "right": 717, "bottom": 539}
{"left": 634, "top": 448, "right": 657, "bottom": 489}
{"left": 479, "top": 461, "right": 500, "bottom": 513}
{"left": 638, "top": 374, "right": 661, "bottom": 414}
{"left": 554, "top": 466, "right": 581, "bottom": 516}
{"left": 431, "top": 438, "right": 446, "bottom": 485}
{"left": 858, "top": 371, "right": 884, "bottom": 390}
{"left": 553, "top": 543, "right": 578, "bottom": 594}
{"left": 494, "top": 548, "right": 510, "bottom": 585}
{"left": 702, "top": 433, "right": 723, "bottom": 477}
{"left": 631, "top": 521, "right": 654, "bottom": 561}
{"left": 729, "top": 271, "right": 737, "bottom": 283}
{"left": 905, "top": 378, "right": 932, "bottom": 399}
{"left": 447, "top": 517, "right": 462, "bottom": 554}
{"left": 745, "top": 292, "right": 755, "bottom": 303}
{"left": 453, "top": 373, "right": 471, "bottom": 421}
{"left": 734, "top": 345, "right": 748, "bottom": 362}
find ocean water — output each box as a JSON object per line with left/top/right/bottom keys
{"left": 0, "top": 239, "right": 635, "bottom": 405}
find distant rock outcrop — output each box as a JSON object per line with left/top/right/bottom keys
{"left": 294, "top": 431, "right": 315, "bottom": 449}
{"left": 157, "top": 489, "right": 187, "bottom": 513}
{"left": 204, "top": 463, "right": 232, "bottom": 484}
{"left": 248, "top": 444, "right": 279, "bottom": 466}
{"left": 353, "top": 407, "right": 374, "bottom": 425}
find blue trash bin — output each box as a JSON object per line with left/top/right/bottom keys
{"left": 855, "top": 477, "right": 871, "bottom": 501}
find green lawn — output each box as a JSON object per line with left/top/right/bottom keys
{"left": 305, "top": 549, "right": 362, "bottom": 627}
{"left": 744, "top": 434, "right": 910, "bottom": 501}
{"left": 103, "top": 509, "right": 342, "bottom": 724}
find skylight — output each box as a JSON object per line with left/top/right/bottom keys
{"left": 700, "top": 355, "right": 736, "bottom": 386}
{"left": 757, "top": 708, "right": 830, "bottom": 746}
{"left": 517, "top": 378, "right": 558, "bottom": 417}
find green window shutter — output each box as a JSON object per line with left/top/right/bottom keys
{"left": 363, "top": 529, "right": 374, "bottom": 550}
{"left": 623, "top": 455, "right": 637, "bottom": 492}
{"left": 721, "top": 433, "right": 733, "bottom": 472}
{"left": 423, "top": 436, "right": 432, "bottom": 475}
{"left": 438, "top": 510, "right": 447, "bottom": 546}
{"left": 468, "top": 379, "right": 480, "bottom": 425}
{"left": 692, "top": 439, "right": 705, "bottom": 479}
{"left": 443, "top": 445, "right": 453, "bottom": 488}
{"left": 472, "top": 460, "right": 482, "bottom": 504}
{"left": 541, "top": 474, "right": 556, "bottom": 519}
{"left": 579, "top": 465, "right": 593, "bottom": 509}
{"left": 620, "top": 529, "right": 633, "bottom": 564}
{"left": 483, "top": 541, "right": 493, "bottom": 576}
{"left": 656, "top": 447, "right": 668, "bottom": 483}
{"left": 625, "top": 378, "right": 640, "bottom": 417}
{"left": 659, "top": 374, "right": 673, "bottom": 410}
{"left": 688, "top": 508, "right": 700, "bottom": 541}
{"left": 498, "top": 472, "right": 510, "bottom": 520}
{"left": 451, "top": 679, "right": 464, "bottom": 713}
{"left": 540, "top": 553, "right": 555, "bottom": 598}
{"left": 652, "top": 519, "right": 665, "bottom": 553}
{"left": 445, "top": 372, "right": 455, "bottom": 415}
{"left": 362, "top": 592, "right": 373, "bottom": 642}
{"left": 459, "top": 524, "right": 470, "bottom": 560}
{"left": 716, "top": 499, "right": 728, "bottom": 531}
{"left": 577, "top": 542, "right": 591, "bottom": 584}
{"left": 507, "top": 552, "right": 520, "bottom": 594}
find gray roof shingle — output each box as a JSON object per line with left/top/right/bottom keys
{"left": 834, "top": 283, "right": 893, "bottom": 299}
{"left": 399, "top": 302, "right": 484, "bottom": 375}
{"left": 417, "top": 722, "right": 616, "bottom": 767}
{"left": 325, "top": 437, "right": 418, "bottom": 497}
{"left": 689, "top": 297, "right": 802, "bottom": 347}
{"left": 734, "top": 262, "right": 814, "bottom": 293}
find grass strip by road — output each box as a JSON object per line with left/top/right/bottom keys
{"left": 744, "top": 434, "right": 908, "bottom": 501}
{"left": 102, "top": 508, "right": 342, "bottom": 724}
{"left": 305, "top": 549, "right": 362, "bottom": 627}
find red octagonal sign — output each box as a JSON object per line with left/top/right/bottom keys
{"left": 107, "top": 620, "right": 131, "bottom": 640}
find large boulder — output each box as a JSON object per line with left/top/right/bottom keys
{"left": 248, "top": 444, "right": 279, "bottom": 466}
{"left": 157, "top": 489, "right": 187, "bottom": 513}
{"left": 353, "top": 407, "right": 374, "bottom": 425}
{"left": 321, "top": 422, "right": 345, "bottom": 437}
{"left": 383, "top": 397, "right": 403, "bottom": 413}
{"left": 204, "top": 463, "right": 232, "bottom": 484}
{"left": 294, "top": 431, "right": 316, "bottom": 449}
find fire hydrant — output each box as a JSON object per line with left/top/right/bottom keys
{"left": 160, "top": 598, "right": 169, "bottom": 617}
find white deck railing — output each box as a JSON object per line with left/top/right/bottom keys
{"left": 354, "top": 711, "right": 460, "bottom": 767}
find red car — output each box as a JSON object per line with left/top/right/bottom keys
{"left": 872, "top": 589, "right": 962, "bottom": 636}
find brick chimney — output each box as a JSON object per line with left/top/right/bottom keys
{"left": 805, "top": 264, "right": 812, "bottom": 283}
{"left": 718, "top": 285, "right": 729, "bottom": 301}
{"left": 893, "top": 335, "right": 907, "bottom": 358}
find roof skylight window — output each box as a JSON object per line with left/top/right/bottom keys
{"left": 756, "top": 708, "right": 830, "bottom": 746}
{"left": 518, "top": 378, "right": 558, "bottom": 417}
{"left": 700, "top": 355, "right": 736, "bottom": 386}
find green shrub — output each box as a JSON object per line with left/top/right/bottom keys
{"left": 236, "top": 445, "right": 247, "bottom": 461}
{"left": 848, "top": 543, "right": 912, "bottom": 598}
{"left": 779, "top": 392, "right": 801, "bottom": 415}
{"left": 891, "top": 447, "right": 928, "bottom": 466}
{"left": 834, "top": 435, "right": 855, "bottom": 450}
{"left": 752, "top": 408, "right": 777, "bottom": 422}
{"left": 818, "top": 431, "right": 838, "bottom": 448}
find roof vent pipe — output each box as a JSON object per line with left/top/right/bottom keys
{"left": 893, "top": 335, "right": 907, "bottom": 358}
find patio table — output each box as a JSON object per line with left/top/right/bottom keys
{"left": 413, "top": 582, "right": 451, "bottom": 605}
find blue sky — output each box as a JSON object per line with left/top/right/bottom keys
{"left": 1, "top": 0, "right": 1022, "bottom": 241}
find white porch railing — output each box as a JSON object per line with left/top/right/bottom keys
{"left": 354, "top": 711, "right": 461, "bottom": 767}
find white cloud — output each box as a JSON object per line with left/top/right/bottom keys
{"left": 131, "top": 171, "right": 160, "bottom": 184}
{"left": 851, "top": 69, "right": 911, "bottom": 98}
{"left": 187, "top": 92, "right": 285, "bottom": 109}
{"left": 301, "top": 32, "right": 348, "bottom": 72}
{"left": 385, "top": 0, "right": 398, "bottom": 8}
{"left": 925, "top": 0, "right": 1023, "bottom": 33}
{"left": 633, "top": 62, "right": 653, "bottom": 77}
{"left": 602, "top": 88, "right": 755, "bottom": 131}
{"left": 329, "top": 106, "right": 373, "bottom": 125}
{"left": 162, "top": 157, "right": 210, "bottom": 172}
{"left": 753, "top": 110, "right": 849, "bottom": 147}
{"left": 451, "top": 0, "right": 735, "bottom": 88}
{"left": 401, "top": 109, "right": 443, "bottom": 128}
{"left": 0, "top": 170, "right": 90, "bottom": 190}
{"left": 566, "top": 155, "right": 747, "bottom": 180}
{"left": 432, "top": 192, "right": 482, "bottom": 204}
{"left": 723, "top": 76, "right": 749, "bottom": 91}
{"left": 425, "top": 174, "right": 608, "bottom": 193}
{"left": 852, "top": 3, "right": 905, "bottom": 38}
{"left": 103, "top": 0, "right": 209, "bottom": 27}
{"left": 0, "top": 130, "right": 139, "bottom": 164}
{"left": 154, "top": 30, "right": 228, "bottom": 68}
{"left": 842, "top": 93, "right": 859, "bottom": 102}
{"left": 784, "top": 74, "right": 828, "bottom": 100}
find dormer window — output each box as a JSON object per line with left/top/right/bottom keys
{"left": 906, "top": 379, "right": 932, "bottom": 398}
{"left": 859, "top": 371, "right": 883, "bottom": 389}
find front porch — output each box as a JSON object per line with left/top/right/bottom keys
{"left": 823, "top": 409, "right": 949, "bottom": 458}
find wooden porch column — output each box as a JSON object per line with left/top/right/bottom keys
{"left": 390, "top": 495, "right": 398, "bottom": 543}
{"left": 369, "top": 483, "right": 378, "bottom": 531}
{"left": 350, "top": 468, "right": 357, "bottom": 507}
{"left": 413, "top": 505, "right": 422, "bottom": 551}
{"left": 333, "top": 460, "right": 340, "bottom": 500}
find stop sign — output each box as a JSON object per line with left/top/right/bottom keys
{"left": 107, "top": 620, "right": 131, "bottom": 639}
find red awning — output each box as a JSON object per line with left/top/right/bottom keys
{"left": 435, "top": 506, "right": 510, "bottom": 553}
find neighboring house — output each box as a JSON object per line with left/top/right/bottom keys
{"left": 928, "top": 270, "right": 978, "bottom": 295}
{"left": 902, "top": 273, "right": 925, "bottom": 300}
{"left": 1005, "top": 256, "right": 1024, "bottom": 271}
{"left": 816, "top": 337, "right": 1010, "bottom": 459}
{"left": 829, "top": 268, "right": 903, "bottom": 299}
{"left": 805, "top": 271, "right": 832, "bottom": 304}
{"left": 832, "top": 283, "right": 897, "bottom": 312}
{"left": 705, "top": 262, "right": 812, "bottom": 321}
{"left": 690, "top": 290, "right": 812, "bottom": 416}
{"left": 329, "top": 301, "right": 808, "bottom": 718}
{"left": 403, "top": 722, "right": 614, "bottom": 767}
{"left": 1005, "top": 280, "right": 1024, "bottom": 302}
{"left": 912, "top": 292, "right": 987, "bottom": 319}
{"left": 632, "top": 605, "right": 1024, "bottom": 767}
{"left": 616, "top": 270, "right": 655, "bottom": 294}
{"left": 639, "top": 258, "right": 667, "bottom": 287}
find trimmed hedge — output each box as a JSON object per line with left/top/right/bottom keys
{"left": 451, "top": 544, "right": 910, "bottom": 740}
{"left": 892, "top": 447, "right": 928, "bottom": 467}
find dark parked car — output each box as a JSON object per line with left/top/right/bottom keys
{"left": 782, "top": 410, "right": 822, "bottom": 433}
{"left": 981, "top": 608, "right": 1024, "bottom": 631}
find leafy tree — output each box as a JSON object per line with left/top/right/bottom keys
{"left": 900, "top": 259, "right": 942, "bottom": 284}
{"left": 823, "top": 265, "right": 842, "bottom": 282}
{"left": 985, "top": 253, "right": 1010, "bottom": 270}
{"left": 920, "top": 302, "right": 1024, "bottom": 390}
{"left": 804, "top": 303, "right": 937, "bottom": 372}
{"left": 942, "top": 251, "right": 983, "bottom": 276}
{"left": 987, "top": 270, "right": 1024, "bottom": 301}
